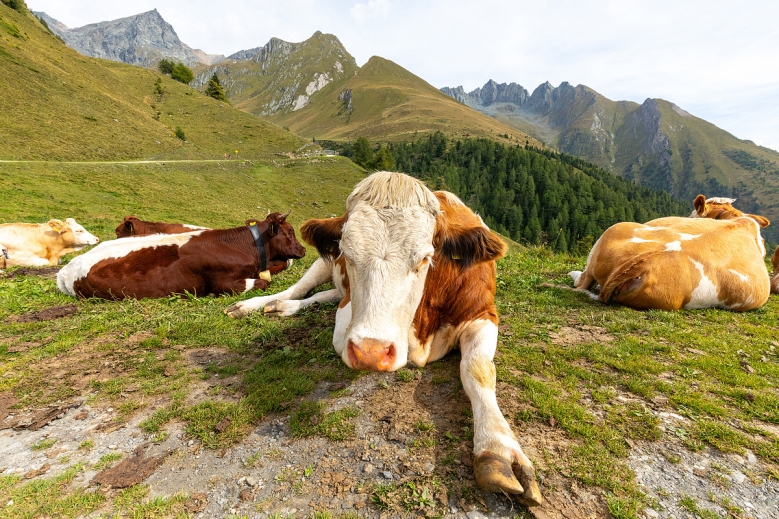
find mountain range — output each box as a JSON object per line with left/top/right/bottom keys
{"left": 21, "top": 7, "right": 779, "bottom": 242}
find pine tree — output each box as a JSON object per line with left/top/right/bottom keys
{"left": 204, "top": 73, "right": 227, "bottom": 102}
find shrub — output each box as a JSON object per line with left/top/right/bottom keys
{"left": 2, "top": 0, "right": 26, "bottom": 13}
{"left": 170, "top": 63, "right": 194, "bottom": 85}
{"left": 157, "top": 58, "right": 174, "bottom": 75}
{"left": 174, "top": 127, "right": 186, "bottom": 141}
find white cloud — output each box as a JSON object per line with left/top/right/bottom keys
{"left": 350, "top": 0, "right": 391, "bottom": 22}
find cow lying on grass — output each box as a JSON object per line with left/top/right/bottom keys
{"left": 570, "top": 216, "right": 770, "bottom": 310}
{"left": 0, "top": 219, "right": 99, "bottom": 267}
{"left": 225, "top": 172, "right": 543, "bottom": 506}
{"left": 115, "top": 216, "right": 210, "bottom": 238}
{"left": 57, "top": 212, "right": 305, "bottom": 299}
{"left": 0, "top": 244, "right": 7, "bottom": 270}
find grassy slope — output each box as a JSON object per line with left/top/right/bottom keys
{"left": 272, "top": 56, "right": 544, "bottom": 146}
{"left": 1, "top": 159, "right": 778, "bottom": 518}
{"left": 0, "top": 4, "right": 303, "bottom": 160}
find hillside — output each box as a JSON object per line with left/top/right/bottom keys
{"left": 0, "top": 3, "right": 302, "bottom": 160}
{"left": 195, "top": 33, "right": 542, "bottom": 146}
{"left": 442, "top": 80, "right": 779, "bottom": 241}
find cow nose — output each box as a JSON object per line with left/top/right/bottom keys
{"left": 95, "top": 238, "right": 100, "bottom": 243}
{"left": 347, "top": 339, "right": 396, "bottom": 372}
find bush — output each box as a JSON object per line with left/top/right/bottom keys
{"left": 170, "top": 63, "right": 194, "bottom": 85}
{"left": 157, "top": 59, "right": 174, "bottom": 75}
{"left": 174, "top": 127, "right": 186, "bottom": 141}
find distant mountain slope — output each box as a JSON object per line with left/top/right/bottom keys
{"left": 442, "top": 80, "right": 779, "bottom": 242}
{"left": 33, "top": 9, "right": 224, "bottom": 67}
{"left": 196, "top": 33, "right": 541, "bottom": 145}
{"left": 0, "top": 4, "right": 302, "bottom": 160}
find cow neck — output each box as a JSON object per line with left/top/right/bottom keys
{"left": 246, "top": 221, "right": 270, "bottom": 279}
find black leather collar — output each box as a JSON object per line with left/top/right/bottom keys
{"left": 247, "top": 221, "right": 267, "bottom": 273}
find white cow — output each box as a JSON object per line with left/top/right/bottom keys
{"left": 0, "top": 219, "right": 99, "bottom": 267}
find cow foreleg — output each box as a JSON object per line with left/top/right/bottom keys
{"left": 264, "top": 288, "right": 342, "bottom": 317}
{"left": 225, "top": 257, "right": 334, "bottom": 318}
{"left": 459, "top": 319, "right": 543, "bottom": 507}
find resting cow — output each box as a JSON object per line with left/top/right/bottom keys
{"left": 0, "top": 244, "right": 7, "bottom": 270}
{"left": 115, "top": 216, "right": 209, "bottom": 238}
{"left": 0, "top": 219, "right": 99, "bottom": 267}
{"left": 570, "top": 216, "right": 770, "bottom": 310}
{"left": 225, "top": 172, "right": 543, "bottom": 506}
{"left": 57, "top": 212, "right": 305, "bottom": 299}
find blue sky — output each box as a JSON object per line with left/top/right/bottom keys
{"left": 27, "top": 0, "right": 779, "bottom": 152}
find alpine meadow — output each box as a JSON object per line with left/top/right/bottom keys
{"left": 2, "top": 2, "right": 779, "bottom": 519}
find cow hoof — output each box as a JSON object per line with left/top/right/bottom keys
{"left": 512, "top": 461, "right": 543, "bottom": 507}
{"left": 473, "top": 452, "right": 524, "bottom": 495}
{"left": 224, "top": 303, "right": 247, "bottom": 319}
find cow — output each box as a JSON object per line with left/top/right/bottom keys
{"left": 772, "top": 246, "right": 779, "bottom": 294}
{"left": 569, "top": 216, "right": 770, "bottom": 311}
{"left": 57, "top": 212, "right": 305, "bottom": 300}
{"left": 0, "top": 244, "right": 7, "bottom": 270}
{"left": 115, "top": 216, "right": 210, "bottom": 238}
{"left": 0, "top": 219, "right": 100, "bottom": 267}
{"left": 224, "top": 172, "right": 543, "bottom": 506}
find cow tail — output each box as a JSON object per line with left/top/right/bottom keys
{"left": 599, "top": 253, "right": 657, "bottom": 304}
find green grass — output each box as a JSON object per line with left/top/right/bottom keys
{"left": 30, "top": 437, "right": 57, "bottom": 451}
{"left": 289, "top": 401, "right": 361, "bottom": 441}
{"left": 94, "top": 452, "right": 122, "bottom": 470}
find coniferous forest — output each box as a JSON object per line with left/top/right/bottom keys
{"left": 337, "top": 133, "right": 690, "bottom": 253}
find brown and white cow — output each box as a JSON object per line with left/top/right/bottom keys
{"left": 0, "top": 219, "right": 100, "bottom": 267}
{"left": 225, "top": 172, "right": 543, "bottom": 505}
{"left": 57, "top": 213, "right": 305, "bottom": 300}
{"left": 115, "top": 216, "right": 210, "bottom": 238}
{"left": 570, "top": 216, "right": 770, "bottom": 310}
{"left": 0, "top": 244, "right": 7, "bottom": 270}
{"left": 690, "top": 194, "right": 770, "bottom": 228}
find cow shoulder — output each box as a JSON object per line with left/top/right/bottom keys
{"left": 301, "top": 214, "right": 348, "bottom": 261}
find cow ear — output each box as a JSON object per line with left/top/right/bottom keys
{"left": 693, "top": 195, "right": 707, "bottom": 216}
{"left": 301, "top": 213, "right": 347, "bottom": 261}
{"left": 47, "top": 219, "right": 67, "bottom": 234}
{"left": 434, "top": 223, "right": 507, "bottom": 268}
{"left": 124, "top": 220, "right": 134, "bottom": 233}
{"left": 746, "top": 214, "right": 770, "bottom": 228}
{"left": 268, "top": 222, "right": 278, "bottom": 236}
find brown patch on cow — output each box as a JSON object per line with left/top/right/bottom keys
{"left": 0, "top": 266, "right": 61, "bottom": 279}
{"left": 469, "top": 359, "right": 496, "bottom": 390}
{"left": 300, "top": 213, "right": 348, "bottom": 261}
{"left": 693, "top": 194, "right": 771, "bottom": 228}
{"left": 549, "top": 326, "right": 615, "bottom": 346}
{"left": 92, "top": 443, "right": 173, "bottom": 488}
{"left": 10, "top": 304, "right": 78, "bottom": 323}
{"left": 115, "top": 216, "right": 207, "bottom": 238}
{"left": 771, "top": 246, "right": 779, "bottom": 295}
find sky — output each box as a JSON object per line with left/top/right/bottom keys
{"left": 27, "top": 0, "right": 779, "bottom": 152}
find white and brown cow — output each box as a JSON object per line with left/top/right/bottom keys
{"left": 225, "top": 172, "right": 542, "bottom": 505}
{"left": 0, "top": 244, "right": 7, "bottom": 270}
{"left": 57, "top": 212, "right": 305, "bottom": 300}
{"left": 0, "top": 219, "right": 99, "bottom": 267}
{"left": 570, "top": 216, "right": 770, "bottom": 310}
{"left": 115, "top": 216, "right": 210, "bottom": 238}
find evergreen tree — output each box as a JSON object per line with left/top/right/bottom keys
{"left": 369, "top": 146, "right": 395, "bottom": 171}
{"left": 157, "top": 59, "right": 175, "bottom": 75}
{"left": 352, "top": 137, "right": 373, "bottom": 168}
{"left": 204, "top": 73, "right": 227, "bottom": 101}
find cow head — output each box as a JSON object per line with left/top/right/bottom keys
{"left": 47, "top": 218, "right": 99, "bottom": 249}
{"left": 301, "top": 172, "right": 506, "bottom": 372}
{"left": 248, "top": 211, "right": 306, "bottom": 263}
{"left": 115, "top": 216, "right": 141, "bottom": 238}
{"left": 691, "top": 195, "right": 770, "bottom": 228}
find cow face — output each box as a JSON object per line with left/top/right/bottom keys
{"left": 253, "top": 212, "right": 307, "bottom": 262}
{"left": 64, "top": 218, "right": 100, "bottom": 248}
{"left": 302, "top": 172, "right": 504, "bottom": 372}
{"left": 691, "top": 195, "right": 770, "bottom": 228}
{"left": 115, "top": 216, "right": 140, "bottom": 238}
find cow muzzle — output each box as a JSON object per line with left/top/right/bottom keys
{"left": 347, "top": 339, "right": 396, "bottom": 371}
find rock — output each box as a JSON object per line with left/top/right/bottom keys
{"left": 214, "top": 417, "right": 231, "bottom": 433}
{"left": 644, "top": 508, "right": 659, "bottom": 518}
{"left": 92, "top": 443, "right": 172, "bottom": 488}
{"left": 109, "top": 444, "right": 117, "bottom": 449}
{"left": 732, "top": 471, "right": 746, "bottom": 484}
{"left": 23, "top": 462, "right": 50, "bottom": 479}
{"left": 422, "top": 462, "right": 435, "bottom": 473}
{"left": 746, "top": 451, "right": 757, "bottom": 465}
{"left": 245, "top": 476, "right": 258, "bottom": 487}
{"left": 382, "top": 471, "right": 393, "bottom": 479}
{"left": 363, "top": 463, "right": 374, "bottom": 474}
{"left": 467, "top": 511, "right": 487, "bottom": 519}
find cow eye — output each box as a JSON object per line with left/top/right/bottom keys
{"left": 414, "top": 255, "right": 433, "bottom": 273}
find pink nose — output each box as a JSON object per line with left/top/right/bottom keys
{"left": 347, "top": 339, "right": 396, "bottom": 371}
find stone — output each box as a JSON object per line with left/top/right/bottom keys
{"left": 644, "top": 508, "right": 659, "bottom": 518}
{"left": 246, "top": 476, "right": 258, "bottom": 487}
{"left": 746, "top": 450, "right": 757, "bottom": 465}
{"left": 732, "top": 471, "right": 746, "bottom": 484}
{"left": 467, "top": 511, "right": 487, "bottom": 519}
{"left": 382, "top": 471, "right": 393, "bottom": 479}
{"left": 363, "top": 463, "right": 374, "bottom": 474}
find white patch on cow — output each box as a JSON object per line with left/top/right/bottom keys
{"left": 664, "top": 241, "right": 682, "bottom": 252}
{"left": 678, "top": 233, "right": 701, "bottom": 241}
{"left": 333, "top": 301, "right": 351, "bottom": 357}
{"left": 743, "top": 217, "right": 766, "bottom": 256}
{"left": 182, "top": 224, "right": 209, "bottom": 231}
{"left": 629, "top": 237, "right": 653, "bottom": 243}
{"left": 684, "top": 259, "right": 721, "bottom": 309}
{"left": 569, "top": 270, "right": 582, "bottom": 284}
{"left": 286, "top": 259, "right": 294, "bottom": 268}
{"left": 244, "top": 279, "right": 255, "bottom": 292}
{"left": 707, "top": 197, "right": 737, "bottom": 204}
{"left": 57, "top": 232, "right": 201, "bottom": 297}
{"left": 729, "top": 269, "right": 750, "bottom": 283}
{"left": 65, "top": 218, "right": 100, "bottom": 248}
